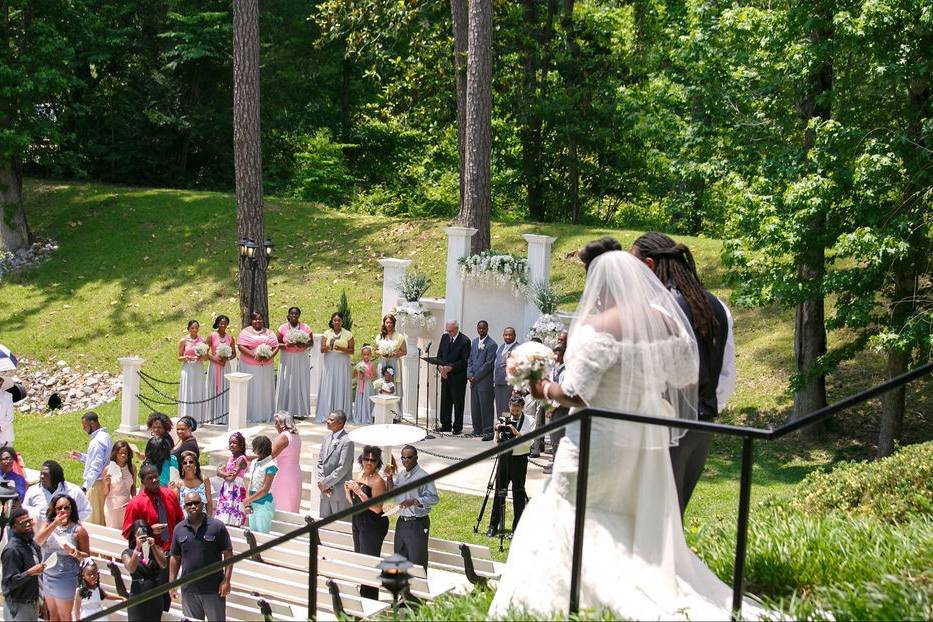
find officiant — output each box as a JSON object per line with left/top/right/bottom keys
{"left": 436, "top": 320, "right": 471, "bottom": 434}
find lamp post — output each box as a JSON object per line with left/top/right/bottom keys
{"left": 378, "top": 553, "right": 413, "bottom": 614}
{"left": 237, "top": 237, "right": 274, "bottom": 319}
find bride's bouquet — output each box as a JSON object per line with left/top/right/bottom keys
{"left": 376, "top": 338, "right": 399, "bottom": 358}
{"left": 255, "top": 344, "right": 274, "bottom": 361}
{"left": 285, "top": 328, "right": 311, "bottom": 346}
{"left": 506, "top": 341, "right": 556, "bottom": 392}
{"left": 216, "top": 344, "right": 233, "bottom": 360}
{"left": 193, "top": 343, "right": 209, "bottom": 358}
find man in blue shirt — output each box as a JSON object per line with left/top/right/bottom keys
{"left": 67, "top": 411, "right": 112, "bottom": 525}
{"left": 386, "top": 445, "right": 438, "bottom": 569}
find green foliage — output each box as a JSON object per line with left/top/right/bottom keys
{"left": 285, "top": 129, "right": 355, "bottom": 205}
{"left": 527, "top": 280, "right": 560, "bottom": 315}
{"left": 792, "top": 442, "right": 933, "bottom": 522}
{"left": 397, "top": 272, "right": 431, "bottom": 303}
{"left": 336, "top": 289, "right": 353, "bottom": 331}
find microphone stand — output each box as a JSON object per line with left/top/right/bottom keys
{"left": 414, "top": 346, "right": 422, "bottom": 427}
{"left": 422, "top": 342, "right": 435, "bottom": 440}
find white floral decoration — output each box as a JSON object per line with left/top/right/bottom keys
{"left": 458, "top": 250, "right": 528, "bottom": 292}
{"left": 255, "top": 344, "right": 274, "bottom": 360}
{"left": 216, "top": 344, "right": 233, "bottom": 359}
{"left": 393, "top": 301, "right": 436, "bottom": 332}
{"left": 526, "top": 314, "right": 565, "bottom": 350}
{"left": 193, "top": 343, "right": 209, "bottom": 357}
{"left": 285, "top": 328, "right": 311, "bottom": 345}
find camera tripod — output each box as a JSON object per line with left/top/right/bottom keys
{"left": 473, "top": 450, "right": 511, "bottom": 552}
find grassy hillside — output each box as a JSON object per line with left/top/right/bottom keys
{"left": 2, "top": 180, "right": 928, "bottom": 530}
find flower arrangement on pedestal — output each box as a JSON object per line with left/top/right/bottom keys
{"left": 458, "top": 250, "right": 528, "bottom": 292}
{"left": 393, "top": 272, "right": 435, "bottom": 333}
{"left": 526, "top": 280, "right": 564, "bottom": 349}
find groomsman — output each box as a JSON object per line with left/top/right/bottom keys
{"left": 437, "top": 320, "right": 471, "bottom": 434}
{"left": 467, "top": 321, "right": 497, "bottom": 441}
{"left": 317, "top": 410, "right": 355, "bottom": 517}
{"left": 493, "top": 327, "right": 519, "bottom": 419}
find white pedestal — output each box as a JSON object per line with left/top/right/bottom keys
{"left": 378, "top": 258, "right": 413, "bottom": 318}
{"left": 444, "top": 226, "right": 476, "bottom": 327}
{"left": 226, "top": 372, "right": 252, "bottom": 431}
{"left": 308, "top": 334, "right": 322, "bottom": 413}
{"left": 370, "top": 395, "right": 400, "bottom": 426}
{"left": 117, "top": 356, "right": 145, "bottom": 433}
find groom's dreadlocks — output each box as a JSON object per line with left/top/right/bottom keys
{"left": 633, "top": 232, "right": 719, "bottom": 341}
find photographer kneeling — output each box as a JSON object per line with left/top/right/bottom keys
{"left": 486, "top": 394, "right": 536, "bottom": 537}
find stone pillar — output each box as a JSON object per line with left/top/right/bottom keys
{"left": 522, "top": 233, "right": 557, "bottom": 336}
{"left": 444, "top": 226, "right": 476, "bottom": 327}
{"left": 226, "top": 372, "right": 252, "bottom": 430}
{"left": 402, "top": 335, "right": 419, "bottom": 419}
{"left": 378, "top": 258, "right": 413, "bottom": 318}
{"left": 117, "top": 356, "right": 145, "bottom": 434}
{"left": 308, "top": 334, "right": 322, "bottom": 414}
{"left": 370, "top": 395, "right": 400, "bottom": 426}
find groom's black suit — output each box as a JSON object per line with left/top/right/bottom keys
{"left": 437, "top": 331, "right": 471, "bottom": 433}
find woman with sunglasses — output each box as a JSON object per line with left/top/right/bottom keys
{"left": 121, "top": 519, "right": 167, "bottom": 621}
{"left": 175, "top": 450, "right": 212, "bottom": 517}
{"left": 343, "top": 445, "right": 389, "bottom": 600}
{"left": 34, "top": 493, "right": 90, "bottom": 621}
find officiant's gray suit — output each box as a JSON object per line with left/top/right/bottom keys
{"left": 317, "top": 428, "right": 354, "bottom": 517}
{"left": 494, "top": 340, "right": 519, "bottom": 419}
{"left": 467, "top": 336, "right": 497, "bottom": 435}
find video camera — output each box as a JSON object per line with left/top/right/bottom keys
{"left": 495, "top": 415, "right": 516, "bottom": 442}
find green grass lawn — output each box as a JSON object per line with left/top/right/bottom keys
{"left": 3, "top": 179, "right": 928, "bottom": 532}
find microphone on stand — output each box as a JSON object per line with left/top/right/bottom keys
{"left": 425, "top": 341, "right": 432, "bottom": 354}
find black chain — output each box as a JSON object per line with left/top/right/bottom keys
{"left": 137, "top": 371, "right": 228, "bottom": 405}
{"left": 138, "top": 370, "right": 180, "bottom": 385}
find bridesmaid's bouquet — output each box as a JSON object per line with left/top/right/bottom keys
{"left": 216, "top": 344, "right": 233, "bottom": 360}
{"left": 354, "top": 361, "right": 368, "bottom": 374}
{"left": 255, "top": 344, "right": 274, "bottom": 360}
{"left": 285, "top": 328, "right": 311, "bottom": 346}
{"left": 193, "top": 343, "right": 209, "bottom": 358}
{"left": 506, "top": 342, "right": 556, "bottom": 392}
{"left": 376, "top": 338, "right": 399, "bottom": 358}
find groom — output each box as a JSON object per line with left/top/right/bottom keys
{"left": 631, "top": 232, "right": 735, "bottom": 515}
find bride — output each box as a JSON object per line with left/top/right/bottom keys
{"left": 489, "top": 243, "right": 760, "bottom": 620}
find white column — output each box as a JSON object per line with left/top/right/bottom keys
{"left": 402, "top": 335, "right": 419, "bottom": 418}
{"left": 117, "top": 356, "right": 145, "bottom": 433}
{"left": 308, "top": 334, "right": 322, "bottom": 414}
{"left": 226, "top": 372, "right": 252, "bottom": 430}
{"left": 444, "top": 226, "right": 476, "bottom": 327}
{"left": 370, "top": 395, "right": 401, "bottom": 426}
{"left": 378, "top": 258, "right": 413, "bottom": 318}
{"left": 522, "top": 233, "right": 558, "bottom": 335}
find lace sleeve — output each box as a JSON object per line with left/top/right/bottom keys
{"left": 661, "top": 335, "right": 699, "bottom": 388}
{"left": 561, "top": 325, "right": 620, "bottom": 404}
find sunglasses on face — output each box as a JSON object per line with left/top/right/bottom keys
{"left": 14, "top": 518, "right": 33, "bottom": 527}
{"left": 361, "top": 457, "right": 377, "bottom": 463}
{"left": 184, "top": 501, "right": 202, "bottom": 508}
{"left": 56, "top": 505, "right": 72, "bottom": 511}
{"left": 182, "top": 460, "right": 196, "bottom": 465}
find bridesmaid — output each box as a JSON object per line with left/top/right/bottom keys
{"left": 177, "top": 320, "right": 208, "bottom": 423}
{"left": 375, "top": 313, "right": 407, "bottom": 407}
{"left": 315, "top": 311, "right": 354, "bottom": 422}
{"left": 237, "top": 312, "right": 279, "bottom": 424}
{"left": 207, "top": 314, "right": 236, "bottom": 424}
{"left": 102, "top": 441, "right": 136, "bottom": 529}
{"left": 275, "top": 307, "right": 313, "bottom": 419}
{"left": 269, "top": 411, "right": 302, "bottom": 513}
{"left": 351, "top": 345, "right": 376, "bottom": 424}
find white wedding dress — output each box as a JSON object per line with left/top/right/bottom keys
{"left": 489, "top": 252, "right": 762, "bottom": 621}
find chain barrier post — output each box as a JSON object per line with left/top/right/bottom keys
{"left": 226, "top": 372, "right": 253, "bottom": 430}
{"left": 117, "top": 356, "right": 145, "bottom": 433}
{"left": 569, "top": 414, "right": 592, "bottom": 614}
{"left": 307, "top": 517, "right": 318, "bottom": 621}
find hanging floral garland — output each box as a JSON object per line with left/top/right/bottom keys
{"left": 458, "top": 250, "right": 529, "bottom": 292}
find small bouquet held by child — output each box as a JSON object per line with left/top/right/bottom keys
{"left": 506, "top": 341, "right": 556, "bottom": 399}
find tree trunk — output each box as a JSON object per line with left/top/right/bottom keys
{"left": 459, "top": 0, "right": 492, "bottom": 253}
{"left": 519, "top": 0, "right": 545, "bottom": 221}
{"left": 0, "top": 160, "right": 32, "bottom": 252}
{"left": 232, "top": 0, "right": 269, "bottom": 327}
{"left": 450, "top": 0, "right": 468, "bottom": 214}
{"left": 878, "top": 265, "right": 914, "bottom": 457}
{"left": 560, "top": 0, "right": 580, "bottom": 223}
{"left": 791, "top": 12, "right": 832, "bottom": 433}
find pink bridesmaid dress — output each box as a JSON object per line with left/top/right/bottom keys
{"left": 270, "top": 431, "right": 303, "bottom": 513}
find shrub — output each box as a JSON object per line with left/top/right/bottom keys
{"left": 288, "top": 129, "right": 356, "bottom": 204}
{"left": 791, "top": 441, "right": 933, "bottom": 523}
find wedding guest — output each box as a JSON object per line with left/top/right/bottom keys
{"left": 177, "top": 320, "right": 208, "bottom": 424}
{"left": 317, "top": 411, "right": 353, "bottom": 518}
{"left": 176, "top": 450, "right": 213, "bottom": 517}
{"left": 632, "top": 232, "right": 733, "bottom": 515}
{"left": 437, "top": 320, "right": 471, "bottom": 434}
{"left": 35, "top": 493, "right": 90, "bottom": 621}
{"left": 144, "top": 436, "right": 178, "bottom": 487}
{"left": 315, "top": 312, "right": 354, "bottom": 422}
{"left": 140, "top": 411, "right": 175, "bottom": 464}
{"left": 0, "top": 446, "right": 26, "bottom": 501}
{"left": 71, "top": 558, "right": 124, "bottom": 620}
{"left": 213, "top": 432, "right": 248, "bottom": 527}
{"left": 244, "top": 435, "right": 278, "bottom": 533}
{"left": 375, "top": 314, "right": 407, "bottom": 406}
{"left": 468, "top": 320, "right": 497, "bottom": 440}
{"left": 373, "top": 365, "right": 396, "bottom": 395}
{"left": 344, "top": 445, "right": 389, "bottom": 600}
{"left": 493, "top": 327, "right": 519, "bottom": 419}
{"left": 1, "top": 508, "right": 44, "bottom": 622}
{"left": 276, "top": 307, "right": 313, "bottom": 419}
{"left": 102, "top": 440, "right": 136, "bottom": 529}
{"left": 385, "top": 445, "right": 438, "bottom": 569}
{"left": 23, "top": 460, "right": 91, "bottom": 523}
{"left": 270, "top": 412, "right": 302, "bottom": 513}
{"left": 169, "top": 492, "right": 233, "bottom": 622}
{"left": 351, "top": 345, "right": 376, "bottom": 424}
{"left": 237, "top": 312, "right": 279, "bottom": 424}
{"left": 122, "top": 520, "right": 168, "bottom": 622}
{"left": 65, "top": 411, "right": 111, "bottom": 525}
{"left": 172, "top": 415, "right": 200, "bottom": 462}
{"left": 207, "top": 315, "right": 236, "bottom": 424}
{"left": 122, "top": 465, "right": 183, "bottom": 617}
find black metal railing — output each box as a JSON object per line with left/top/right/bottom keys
{"left": 87, "top": 360, "right": 933, "bottom": 621}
